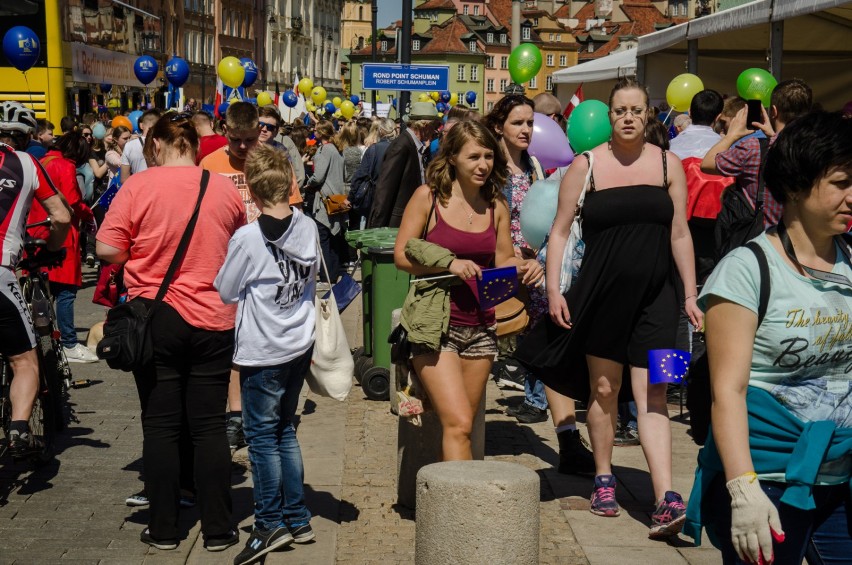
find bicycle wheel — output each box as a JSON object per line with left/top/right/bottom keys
{"left": 0, "top": 361, "right": 11, "bottom": 458}
{"left": 31, "top": 348, "right": 59, "bottom": 463}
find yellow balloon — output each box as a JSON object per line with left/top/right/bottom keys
{"left": 438, "top": 112, "right": 444, "bottom": 118}
{"left": 218, "top": 56, "right": 245, "bottom": 88}
{"left": 298, "top": 78, "right": 314, "bottom": 95}
{"left": 431, "top": 91, "right": 440, "bottom": 101}
{"left": 333, "top": 110, "right": 342, "bottom": 118}
{"left": 666, "top": 73, "right": 705, "bottom": 112}
{"left": 340, "top": 100, "right": 356, "bottom": 119}
{"left": 449, "top": 92, "right": 458, "bottom": 106}
{"left": 306, "top": 102, "right": 316, "bottom": 112}
{"left": 418, "top": 93, "right": 431, "bottom": 103}
{"left": 256, "top": 92, "right": 273, "bottom": 107}
{"left": 311, "top": 86, "right": 327, "bottom": 106}
{"left": 332, "top": 96, "right": 342, "bottom": 108}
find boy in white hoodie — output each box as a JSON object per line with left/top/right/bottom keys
{"left": 214, "top": 145, "right": 319, "bottom": 565}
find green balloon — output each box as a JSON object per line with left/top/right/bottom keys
{"left": 736, "top": 68, "right": 777, "bottom": 107}
{"left": 567, "top": 100, "right": 611, "bottom": 153}
{"left": 508, "top": 43, "right": 543, "bottom": 84}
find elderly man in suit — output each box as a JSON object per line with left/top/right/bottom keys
{"left": 368, "top": 102, "right": 441, "bottom": 228}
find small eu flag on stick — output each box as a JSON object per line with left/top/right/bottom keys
{"left": 648, "top": 349, "right": 691, "bottom": 384}
{"left": 476, "top": 266, "right": 519, "bottom": 310}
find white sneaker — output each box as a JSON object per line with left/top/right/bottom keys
{"left": 64, "top": 343, "right": 99, "bottom": 363}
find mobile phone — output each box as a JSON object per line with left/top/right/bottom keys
{"left": 746, "top": 99, "right": 764, "bottom": 129}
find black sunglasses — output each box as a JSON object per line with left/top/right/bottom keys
{"left": 258, "top": 122, "right": 279, "bottom": 131}
{"left": 169, "top": 112, "right": 193, "bottom": 122}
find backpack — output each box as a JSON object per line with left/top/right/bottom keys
{"left": 713, "top": 136, "right": 770, "bottom": 262}
{"left": 687, "top": 241, "right": 769, "bottom": 444}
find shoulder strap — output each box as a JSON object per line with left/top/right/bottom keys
{"left": 577, "top": 152, "right": 594, "bottom": 208}
{"left": 745, "top": 241, "right": 770, "bottom": 325}
{"left": 152, "top": 170, "right": 210, "bottom": 306}
{"left": 662, "top": 149, "right": 668, "bottom": 188}
{"left": 755, "top": 136, "right": 770, "bottom": 207}
{"left": 530, "top": 155, "right": 545, "bottom": 182}
{"left": 41, "top": 155, "right": 58, "bottom": 167}
{"left": 421, "top": 192, "right": 436, "bottom": 239}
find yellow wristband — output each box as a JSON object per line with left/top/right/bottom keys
{"left": 736, "top": 471, "right": 758, "bottom": 483}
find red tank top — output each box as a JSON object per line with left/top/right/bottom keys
{"left": 426, "top": 203, "right": 497, "bottom": 327}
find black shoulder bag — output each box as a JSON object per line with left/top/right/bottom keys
{"left": 97, "top": 170, "right": 211, "bottom": 372}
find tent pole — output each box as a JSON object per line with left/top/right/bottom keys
{"left": 770, "top": 20, "right": 783, "bottom": 78}
{"left": 687, "top": 39, "right": 698, "bottom": 74}
{"left": 636, "top": 55, "right": 645, "bottom": 83}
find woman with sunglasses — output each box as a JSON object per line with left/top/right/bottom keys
{"left": 516, "top": 78, "right": 702, "bottom": 539}
{"left": 684, "top": 111, "right": 852, "bottom": 564}
{"left": 97, "top": 114, "right": 246, "bottom": 552}
{"left": 78, "top": 125, "right": 108, "bottom": 204}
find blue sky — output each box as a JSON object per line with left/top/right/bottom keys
{"left": 377, "top": 0, "right": 403, "bottom": 28}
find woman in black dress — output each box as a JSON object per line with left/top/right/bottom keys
{"left": 516, "top": 79, "right": 703, "bottom": 539}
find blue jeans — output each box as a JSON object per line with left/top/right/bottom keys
{"left": 712, "top": 477, "right": 851, "bottom": 564}
{"left": 50, "top": 282, "right": 78, "bottom": 348}
{"left": 524, "top": 372, "right": 548, "bottom": 411}
{"left": 240, "top": 348, "right": 313, "bottom": 531}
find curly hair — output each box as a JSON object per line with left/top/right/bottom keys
{"left": 426, "top": 120, "right": 507, "bottom": 207}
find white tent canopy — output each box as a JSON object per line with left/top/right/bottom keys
{"left": 552, "top": 48, "right": 637, "bottom": 84}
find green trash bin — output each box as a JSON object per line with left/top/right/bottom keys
{"left": 360, "top": 240, "right": 410, "bottom": 401}
{"left": 345, "top": 228, "right": 398, "bottom": 385}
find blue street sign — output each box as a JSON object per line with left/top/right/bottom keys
{"left": 362, "top": 64, "right": 450, "bottom": 91}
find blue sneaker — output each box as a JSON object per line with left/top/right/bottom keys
{"left": 289, "top": 521, "right": 315, "bottom": 544}
{"left": 590, "top": 474, "right": 620, "bottom": 517}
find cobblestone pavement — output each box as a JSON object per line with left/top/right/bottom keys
{"left": 0, "top": 266, "right": 719, "bottom": 564}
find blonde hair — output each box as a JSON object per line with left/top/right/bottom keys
{"left": 364, "top": 118, "right": 396, "bottom": 146}
{"left": 336, "top": 120, "right": 363, "bottom": 151}
{"left": 426, "top": 120, "right": 507, "bottom": 207}
{"left": 315, "top": 121, "right": 341, "bottom": 152}
{"left": 245, "top": 144, "right": 294, "bottom": 206}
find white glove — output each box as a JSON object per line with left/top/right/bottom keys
{"left": 726, "top": 473, "right": 785, "bottom": 564}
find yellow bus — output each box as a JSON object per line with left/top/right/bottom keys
{"left": 0, "top": 1, "right": 66, "bottom": 127}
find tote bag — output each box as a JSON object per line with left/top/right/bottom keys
{"left": 306, "top": 240, "right": 354, "bottom": 401}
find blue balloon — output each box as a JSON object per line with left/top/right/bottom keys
{"left": 325, "top": 102, "right": 336, "bottom": 114}
{"left": 436, "top": 102, "right": 447, "bottom": 113}
{"left": 240, "top": 58, "right": 258, "bottom": 88}
{"left": 2, "top": 26, "right": 40, "bottom": 72}
{"left": 218, "top": 102, "right": 230, "bottom": 117}
{"left": 283, "top": 90, "right": 298, "bottom": 108}
{"left": 127, "top": 110, "right": 143, "bottom": 134}
{"left": 440, "top": 91, "right": 451, "bottom": 103}
{"left": 165, "top": 57, "right": 189, "bottom": 87}
{"left": 134, "top": 55, "right": 158, "bottom": 85}
{"left": 100, "top": 83, "right": 112, "bottom": 94}
{"left": 465, "top": 90, "right": 477, "bottom": 104}
{"left": 350, "top": 94, "right": 360, "bottom": 105}
{"left": 519, "top": 179, "right": 561, "bottom": 250}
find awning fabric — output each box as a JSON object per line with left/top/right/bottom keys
{"left": 552, "top": 48, "right": 637, "bottom": 83}
{"left": 638, "top": 25, "right": 688, "bottom": 56}
{"left": 687, "top": 0, "right": 772, "bottom": 39}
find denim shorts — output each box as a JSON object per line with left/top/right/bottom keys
{"left": 411, "top": 324, "right": 498, "bottom": 360}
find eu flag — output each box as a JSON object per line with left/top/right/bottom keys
{"left": 648, "top": 349, "right": 691, "bottom": 384}
{"left": 476, "top": 266, "right": 519, "bottom": 310}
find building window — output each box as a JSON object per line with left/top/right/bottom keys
{"left": 546, "top": 75, "right": 552, "bottom": 90}
{"left": 487, "top": 78, "right": 494, "bottom": 92}
{"left": 359, "top": 5, "right": 363, "bottom": 20}
{"left": 588, "top": 43, "right": 594, "bottom": 53}
{"left": 529, "top": 76, "right": 537, "bottom": 89}
{"left": 469, "top": 40, "right": 476, "bottom": 52}
{"left": 560, "top": 54, "right": 567, "bottom": 66}
{"left": 473, "top": 5, "right": 479, "bottom": 15}
{"left": 534, "top": 18, "right": 539, "bottom": 25}
{"left": 499, "top": 79, "right": 508, "bottom": 91}
{"left": 463, "top": 5, "right": 468, "bottom": 14}
{"left": 522, "top": 27, "right": 531, "bottom": 40}
{"left": 546, "top": 54, "right": 554, "bottom": 66}
{"left": 557, "top": 34, "right": 562, "bottom": 41}
{"left": 500, "top": 33, "right": 507, "bottom": 43}
{"left": 486, "top": 55, "right": 494, "bottom": 68}
{"left": 381, "top": 40, "right": 387, "bottom": 51}
{"left": 487, "top": 32, "right": 494, "bottom": 43}
{"left": 431, "top": 12, "right": 438, "bottom": 21}
{"left": 457, "top": 65, "right": 465, "bottom": 81}
{"left": 500, "top": 56, "right": 508, "bottom": 69}
{"left": 487, "top": 101, "right": 495, "bottom": 111}
{"left": 413, "top": 39, "right": 420, "bottom": 51}
{"left": 470, "top": 65, "right": 478, "bottom": 81}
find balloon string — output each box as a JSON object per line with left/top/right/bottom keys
{"left": 664, "top": 106, "right": 675, "bottom": 123}
{"left": 22, "top": 72, "right": 35, "bottom": 112}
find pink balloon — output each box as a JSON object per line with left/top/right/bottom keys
{"left": 528, "top": 112, "right": 574, "bottom": 169}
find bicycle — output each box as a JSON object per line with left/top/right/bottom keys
{"left": 0, "top": 220, "right": 69, "bottom": 463}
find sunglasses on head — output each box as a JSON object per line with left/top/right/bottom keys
{"left": 169, "top": 112, "right": 193, "bottom": 122}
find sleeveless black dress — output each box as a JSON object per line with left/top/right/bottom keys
{"left": 515, "top": 152, "right": 679, "bottom": 402}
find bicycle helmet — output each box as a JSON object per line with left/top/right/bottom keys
{"left": 0, "top": 101, "right": 37, "bottom": 134}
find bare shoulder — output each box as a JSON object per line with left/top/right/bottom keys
{"left": 412, "top": 184, "right": 433, "bottom": 204}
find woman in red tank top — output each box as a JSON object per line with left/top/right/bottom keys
{"left": 394, "top": 121, "right": 543, "bottom": 461}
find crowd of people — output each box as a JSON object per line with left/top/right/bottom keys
{"left": 0, "top": 74, "right": 849, "bottom": 564}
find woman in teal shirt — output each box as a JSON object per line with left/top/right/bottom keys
{"left": 688, "top": 111, "right": 852, "bottom": 564}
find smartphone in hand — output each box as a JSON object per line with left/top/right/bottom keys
{"left": 746, "top": 99, "right": 764, "bottom": 129}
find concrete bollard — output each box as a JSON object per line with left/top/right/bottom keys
{"left": 415, "top": 460, "right": 540, "bottom": 565}
{"left": 396, "top": 394, "right": 485, "bottom": 509}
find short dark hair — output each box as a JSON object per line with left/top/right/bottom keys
{"left": 258, "top": 104, "right": 281, "bottom": 124}
{"left": 226, "top": 101, "right": 259, "bottom": 131}
{"left": 764, "top": 111, "right": 852, "bottom": 205}
{"left": 771, "top": 79, "right": 812, "bottom": 125}
{"left": 35, "top": 119, "right": 54, "bottom": 136}
{"left": 689, "top": 90, "right": 723, "bottom": 126}
{"left": 484, "top": 94, "right": 534, "bottom": 136}
{"left": 59, "top": 116, "right": 76, "bottom": 134}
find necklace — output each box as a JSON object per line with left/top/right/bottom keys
{"left": 454, "top": 189, "right": 476, "bottom": 224}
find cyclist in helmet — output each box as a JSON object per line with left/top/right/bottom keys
{"left": 0, "top": 101, "right": 71, "bottom": 458}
